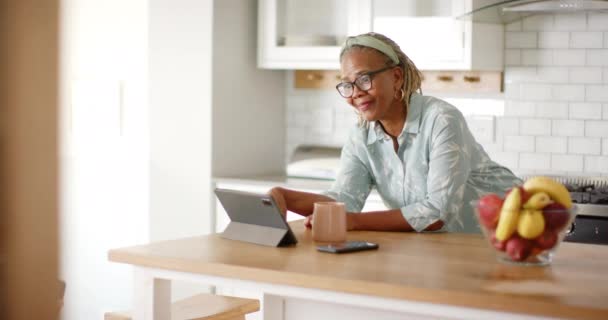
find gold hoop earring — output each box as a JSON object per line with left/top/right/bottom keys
{"left": 396, "top": 88, "right": 405, "bottom": 101}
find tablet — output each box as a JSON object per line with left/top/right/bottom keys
{"left": 214, "top": 188, "right": 297, "bottom": 247}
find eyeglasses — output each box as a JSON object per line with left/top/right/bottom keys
{"left": 335, "top": 65, "right": 395, "bottom": 98}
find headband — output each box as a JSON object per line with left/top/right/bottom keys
{"left": 342, "top": 35, "right": 400, "bottom": 65}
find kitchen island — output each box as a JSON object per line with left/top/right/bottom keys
{"left": 109, "top": 220, "right": 608, "bottom": 320}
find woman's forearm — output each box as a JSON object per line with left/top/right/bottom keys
{"left": 349, "top": 209, "right": 444, "bottom": 232}
{"left": 278, "top": 187, "right": 336, "bottom": 216}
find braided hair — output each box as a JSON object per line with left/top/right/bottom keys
{"left": 339, "top": 32, "right": 423, "bottom": 127}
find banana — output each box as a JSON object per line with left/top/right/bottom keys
{"left": 523, "top": 176, "right": 572, "bottom": 209}
{"left": 495, "top": 187, "right": 521, "bottom": 241}
{"left": 517, "top": 209, "right": 545, "bottom": 239}
{"left": 523, "top": 192, "right": 553, "bottom": 209}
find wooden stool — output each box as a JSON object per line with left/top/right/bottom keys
{"left": 104, "top": 293, "right": 260, "bottom": 320}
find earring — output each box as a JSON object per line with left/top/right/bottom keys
{"left": 395, "top": 88, "right": 405, "bottom": 101}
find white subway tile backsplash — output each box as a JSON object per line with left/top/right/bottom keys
{"left": 552, "top": 84, "right": 585, "bottom": 101}
{"left": 584, "top": 156, "right": 608, "bottom": 173}
{"left": 506, "top": 32, "right": 538, "bottom": 48}
{"left": 552, "top": 120, "right": 585, "bottom": 136}
{"left": 552, "top": 154, "right": 584, "bottom": 171}
{"left": 539, "top": 32, "right": 569, "bottom": 48}
{"left": 492, "top": 152, "right": 519, "bottom": 169}
{"left": 505, "top": 135, "right": 535, "bottom": 152}
{"left": 586, "top": 50, "right": 608, "bottom": 66}
{"left": 553, "top": 49, "right": 586, "bottom": 66}
{"left": 496, "top": 117, "right": 520, "bottom": 136}
{"left": 505, "top": 101, "right": 535, "bottom": 117}
{"left": 520, "top": 119, "right": 552, "bottom": 135}
{"left": 505, "top": 67, "right": 537, "bottom": 82}
{"left": 554, "top": 14, "right": 587, "bottom": 31}
{"left": 537, "top": 67, "right": 569, "bottom": 83}
{"left": 504, "top": 83, "right": 521, "bottom": 100}
{"left": 586, "top": 120, "right": 608, "bottom": 137}
{"left": 521, "top": 84, "right": 553, "bottom": 101}
{"left": 506, "top": 20, "right": 522, "bottom": 32}
{"left": 505, "top": 49, "right": 522, "bottom": 66}
{"left": 604, "top": 104, "right": 608, "bottom": 119}
{"left": 536, "top": 136, "right": 567, "bottom": 153}
{"left": 569, "top": 103, "right": 602, "bottom": 119}
{"left": 570, "top": 32, "right": 603, "bottom": 48}
{"left": 604, "top": 68, "right": 608, "bottom": 83}
{"left": 568, "top": 137, "right": 602, "bottom": 155}
{"left": 588, "top": 13, "right": 608, "bottom": 31}
{"left": 586, "top": 85, "right": 608, "bottom": 102}
{"left": 522, "top": 49, "right": 553, "bottom": 66}
{"left": 569, "top": 67, "right": 602, "bottom": 83}
{"left": 520, "top": 153, "right": 551, "bottom": 170}
{"left": 522, "top": 15, "right": 554, "bottom": 31}
{"left": 603, "top": 138, "right": 608, "bottom": 155}
{"left": 536, "top": 102, "right": 569, "bottom": 119}
{"left": 605, "top": 32, "right": 608, "bottom": 48}
{"left": 311, "top": 108, "right": 333, "bottom": 135}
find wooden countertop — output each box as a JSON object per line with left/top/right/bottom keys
{"left": 109, "top": 220, "right": 608, "bottom": 320}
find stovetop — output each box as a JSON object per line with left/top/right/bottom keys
{"left": 521, "top": 175, "right": 608, "bottom": 218}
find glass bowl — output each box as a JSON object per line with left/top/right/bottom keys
{"left": 472, "top": 199, "right": 577, "bottom": 266}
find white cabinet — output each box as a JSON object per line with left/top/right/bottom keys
{"left": 372, "top": 0, "right": 504, "bottom": 70}
{"left": 258, "top": 0, "right": 503, "bottom": 71}
{"left": 258, "top": 0, "right": 372, "bottom": 69}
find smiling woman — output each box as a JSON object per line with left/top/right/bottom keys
{"left": 269, "top": 32, "right": 521, "bottom": 234}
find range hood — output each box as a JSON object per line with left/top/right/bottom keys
{"left": 459, "top": 0, "right": 608, "bottom": 24}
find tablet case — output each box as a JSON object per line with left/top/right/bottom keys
{"left": 215, "top": 188, "right": 297, "bottom": 247}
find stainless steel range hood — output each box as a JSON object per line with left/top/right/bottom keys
{"left": 459, "top": 0, "right": 608, "bottom": 24}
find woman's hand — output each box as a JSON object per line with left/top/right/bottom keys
{"left": 268, "top": 187, "right": 288, "bottom": 219}
{"left": 304, "top": 215, "right": 313, "bottom": 228}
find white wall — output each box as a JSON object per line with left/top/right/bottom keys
{"left": 149, "top": 0, "right": 213, "bottom": 242}
{"left": 60, "top": 0, "right": 149, "bottom": 319}
{"left": 212, "top": 0, "right": 286, "bottom": 177}
{"left": 148, "top": 0, "right": 214, "bottom": 301}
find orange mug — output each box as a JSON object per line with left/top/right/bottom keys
{"left": 312, "top": 202, "right": 347, "bottom": 243}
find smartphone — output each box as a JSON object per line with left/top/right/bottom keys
{"left": 316, "top": 241, "right": 379, "bottom": 254}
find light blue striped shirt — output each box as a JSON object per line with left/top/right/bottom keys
{"left": 323, "top": 93, "right": 521, "bottom": 233}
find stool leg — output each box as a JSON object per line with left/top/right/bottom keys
{"left": 133, "top": 267, "right": 171, "bottom": 320}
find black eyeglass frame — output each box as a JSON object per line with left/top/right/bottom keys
{"left": 335, "top": 65, "right": 397, "bottom": 98}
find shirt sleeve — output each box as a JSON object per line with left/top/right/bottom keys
{"left": 400, "top": 109, "right": 472, "bottom": 232}
{"left": 321, "top": 134, "right": 373, "bottom": 213}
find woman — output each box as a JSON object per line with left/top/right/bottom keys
{"left": 270, "top": 32, "right": 520, "bottom": 233}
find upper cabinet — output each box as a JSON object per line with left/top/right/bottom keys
{"left": 257, "top": 0, "right": 372, "bottom": 69}
{"left": 258, "top": 0, "right": 504, "bottom": 71}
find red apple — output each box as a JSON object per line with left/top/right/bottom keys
{"left": 506, "top": 235, "right": 532, "bottom": 261}
{"left": 506, "top": 186, "right": 531, "bottom": 204}
{"left": 542, "top": 203, "right": 570, "bottom": 231}
{"left": 535, "top": 229, "right": 559, "bottom": 250}
{"left": 477, "top": 193, "right": 503, "bottom": 229}
{"left": 490, "top": 230, "right": 506, "bottom": 251}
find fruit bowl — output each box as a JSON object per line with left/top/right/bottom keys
{"left": 473, "top": 177, "right": 578, "bottom": 266}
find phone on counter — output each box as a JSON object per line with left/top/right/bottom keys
{"left": 316, "top": 241, "right": 379, "bottom": 254}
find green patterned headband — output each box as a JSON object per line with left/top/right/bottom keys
{"left": 341, "top": 35, "right": 400, "bottom": 65}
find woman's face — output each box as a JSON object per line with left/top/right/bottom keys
{"left": 339, "top": 49, "right": 403, "bottom": 122}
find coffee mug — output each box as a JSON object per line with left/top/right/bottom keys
{"left": 312, "top": 202, "right": 347, "bottom": 243}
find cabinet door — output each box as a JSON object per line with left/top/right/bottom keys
{"left": 372, "top": 0, "right": 468, "bottom": 70}
{"left": 258, "top": 0, "right": 372, "bottom": 69}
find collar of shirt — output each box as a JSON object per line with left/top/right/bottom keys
{"left": 366, "top": 93, "right": 423, "bottom": 145}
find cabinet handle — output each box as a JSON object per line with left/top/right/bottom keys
{"left": 437, "top": 75, "right": 453, "bottom": 82}
{"left": 463, "top": 75, "right": 481, "bottom": 83}
{"left": 306, "top": 73, "right": 323, "bottom": 81}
